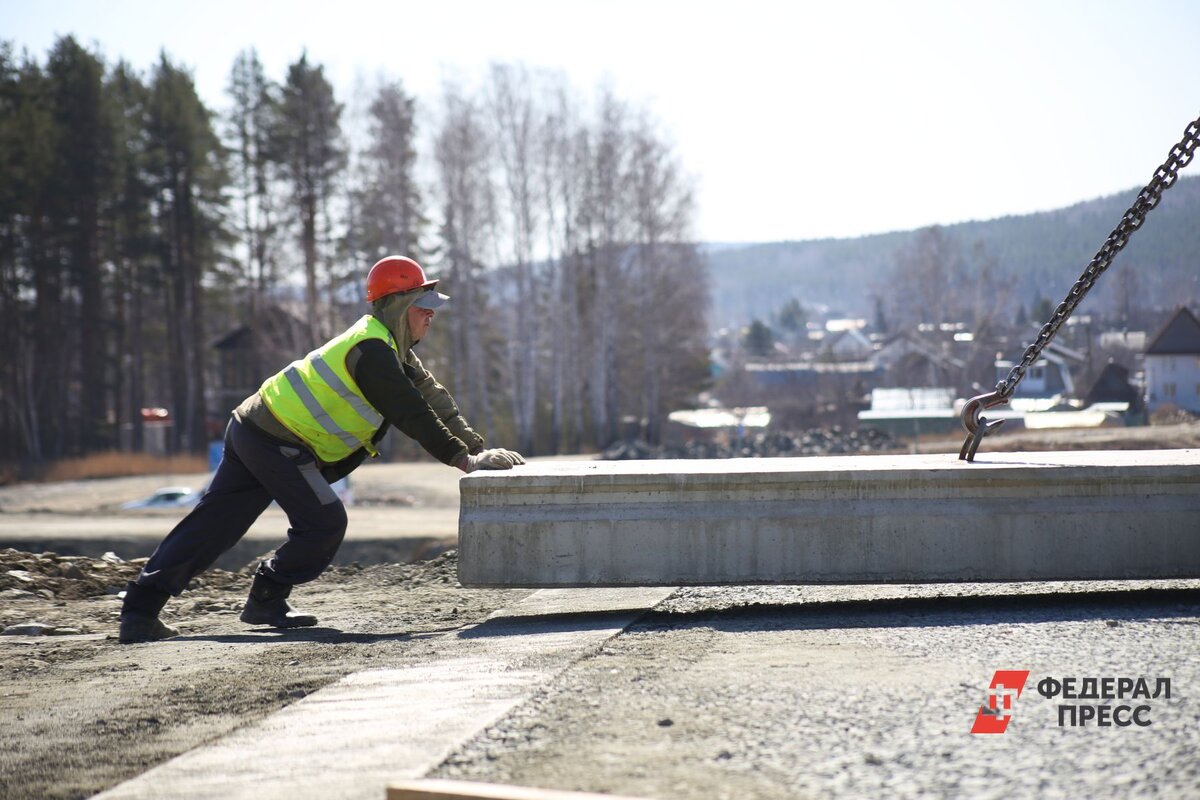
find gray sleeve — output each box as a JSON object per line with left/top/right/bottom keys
{"left": 404, "top": 351, "right": 486, "bottom": 453}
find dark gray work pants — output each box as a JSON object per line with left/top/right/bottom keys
{"left": 135, "top": 417, "right": 347, "bottom": 596}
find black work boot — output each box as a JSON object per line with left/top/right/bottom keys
{"left": 119, "top": 582, "right": 180, "bottom": 644}
{"left": 240, "top": 572, "right": 318, "bottom": 628}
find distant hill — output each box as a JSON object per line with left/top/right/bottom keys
{"left": 704, "top": 175, "right": 1200, "bottom": 328}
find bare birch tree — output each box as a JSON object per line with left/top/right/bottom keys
{"left": 577, "top": 88, "right": 632, "bottom": 447}
{"left": 487, "top": 63, "right": 541, "bottom": 454}
{"left": 537, "top": 74, "right": 583, "bottom": 452}
{"left": 626, "top": 115, "right": 702, "bottom": 442}
{"left": 434, "top": 82, "right": 497, "bottom": 435}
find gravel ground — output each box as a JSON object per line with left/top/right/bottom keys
{"left": 434, "top": 581, "right": 1200, "bottom": 799}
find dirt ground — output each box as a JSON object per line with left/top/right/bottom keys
{"left": 0, "top": 460, "right": 532, "bottom": 799}
{"left": 0, "top": 549, "right": 531, "bottom": 800}
{"left": 0, "top": 429, "right": 1195, "bottom": 799}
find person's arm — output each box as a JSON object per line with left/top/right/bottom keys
{"left": 347, "top": 339, "right": 469, "bottom": 467}
{"left": 404, "top": 351, "right": 487, "bottom": 454}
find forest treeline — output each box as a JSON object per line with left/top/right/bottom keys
{"left": 0, "top": 37, "right": 710, "bottom": 468}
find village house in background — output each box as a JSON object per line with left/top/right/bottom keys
{"left": 210, "top": 305, "right": 311, "bottom": 420}
{"left": 708, "top": 303, "right": 1199, "bottom": 437}
{"left": 856, "top": 387, "right": 958, "bottom": 437}
{"left": 1143, "top": 306, "right": 1200, "bottom": 414}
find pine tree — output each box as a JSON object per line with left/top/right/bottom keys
{"left": 8, "top": 52, "right": 61, "bottom": 462}
{"left": 272, "top": 53, "right": 346, "bottom": 343}
{"left": 105, "top": 60, "right": 155, "bottom": 452}
{"left": 145, "top": 52, "right": 227, "bottom": 452}
{"left": 0, "top": 43, "right": 54, "bottom": 462}
{"left": 225, "top": 49, "right": 279, "bottom": 321}
{"left": 744, "top": 319, "right": 776, "bottom": 357}
{"left": 357, "top": 79, "right": 424, "bottom": 259}
{"left": 45, "top": 36, "right": 114, "bottom": 452}
{"left": 225, "top": 49, "right": 282, "bottom": 383}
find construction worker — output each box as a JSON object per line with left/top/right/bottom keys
{"left": 118, "top": 256, "right": 524, "bottom": 643}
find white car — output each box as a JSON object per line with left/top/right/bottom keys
{"left": 120, "top": 486, "right": 202, "bottom": 509}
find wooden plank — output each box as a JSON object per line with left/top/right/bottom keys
{"left": 387, "top": 779, "right": 652, "bottom": 800}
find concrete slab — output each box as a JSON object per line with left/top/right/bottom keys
{"left": 458, "top": 449, "right": 1200, "bottom": 587}
{"left": 93, "top": 587, "right": 675, "bottom": 800}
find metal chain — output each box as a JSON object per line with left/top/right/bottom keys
{"left": 995, "top": 114, "right": 1200, "bottom": 399}
{"left": 958, "top": 113, "right": 1200, "bottom": 461}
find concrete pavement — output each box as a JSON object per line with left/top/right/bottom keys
{"left": 94, "top": 587, "right": 676, "bottom": 800}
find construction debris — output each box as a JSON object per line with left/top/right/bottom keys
{"left": 2, "top": 621, "right": 82, "bottom": 636}
{"left": 0, "top": 547, "right": 258, "bottom": 606}
{"left": 602, "top": 427, "right": 901, "bottom": 461}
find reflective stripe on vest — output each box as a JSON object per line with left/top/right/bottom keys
{"left": 259, "top": 315, "right": 397, "bottom": 463}
{"left": 308, "top": 355, "right": 383, "bottom": 429}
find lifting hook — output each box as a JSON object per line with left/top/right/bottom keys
{"left": 958, "top": 387, "right": 1009, "bottom": 462}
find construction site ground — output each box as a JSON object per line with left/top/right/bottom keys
{"left": 1, "top": 425, "right": 1199, "bottom": 799}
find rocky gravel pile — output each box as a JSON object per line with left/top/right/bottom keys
{"left": 1, "top": 547, "right": 146, "bottom": 603}
{"left": 602, "top": 427, "right": 901, "bottom": 461}
{"left": 0, "top": 546, "right": 254, "bottom": 603}
{"left": 0, "top": 546, "right": 256, "bottom": 637}
{"left": 0, "top": 546, "right": 465, "bottom": 638}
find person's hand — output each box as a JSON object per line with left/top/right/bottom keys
{"left": 460, "top": 448, "right": 526, "bottom": 473}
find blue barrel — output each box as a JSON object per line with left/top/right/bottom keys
{"left": 208, "top": 440, "right": 224, "bottom": 472}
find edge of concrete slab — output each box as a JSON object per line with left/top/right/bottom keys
{"left": 458, "top": 449, "right": 1200, "bottom": 587}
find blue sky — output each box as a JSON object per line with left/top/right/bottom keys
{"left": 5, "top": 0, "right": 1198, "bottom": 243}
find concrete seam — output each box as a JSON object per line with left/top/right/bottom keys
{"left": 421, "top": 587, "right": 680, "bottom": 779}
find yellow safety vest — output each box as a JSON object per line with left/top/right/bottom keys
{"left": 259, "top": 315, "right": 397, "bottom": 463}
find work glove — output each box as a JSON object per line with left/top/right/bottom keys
{"left": 459, "top": 448, "right": 526, "bottom": 473}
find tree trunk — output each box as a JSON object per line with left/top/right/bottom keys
{"left": 78, "top": 200, "right": 105, "bottom": 450}
{"left": 30, "top": 213, "right": 59, "bottom": 461}
{"left": 303, "top": 198, "right": 319, "bottom": 344}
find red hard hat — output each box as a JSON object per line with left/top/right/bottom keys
{"left": 365, "top": 255, "right": 438, "bottom": 302}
